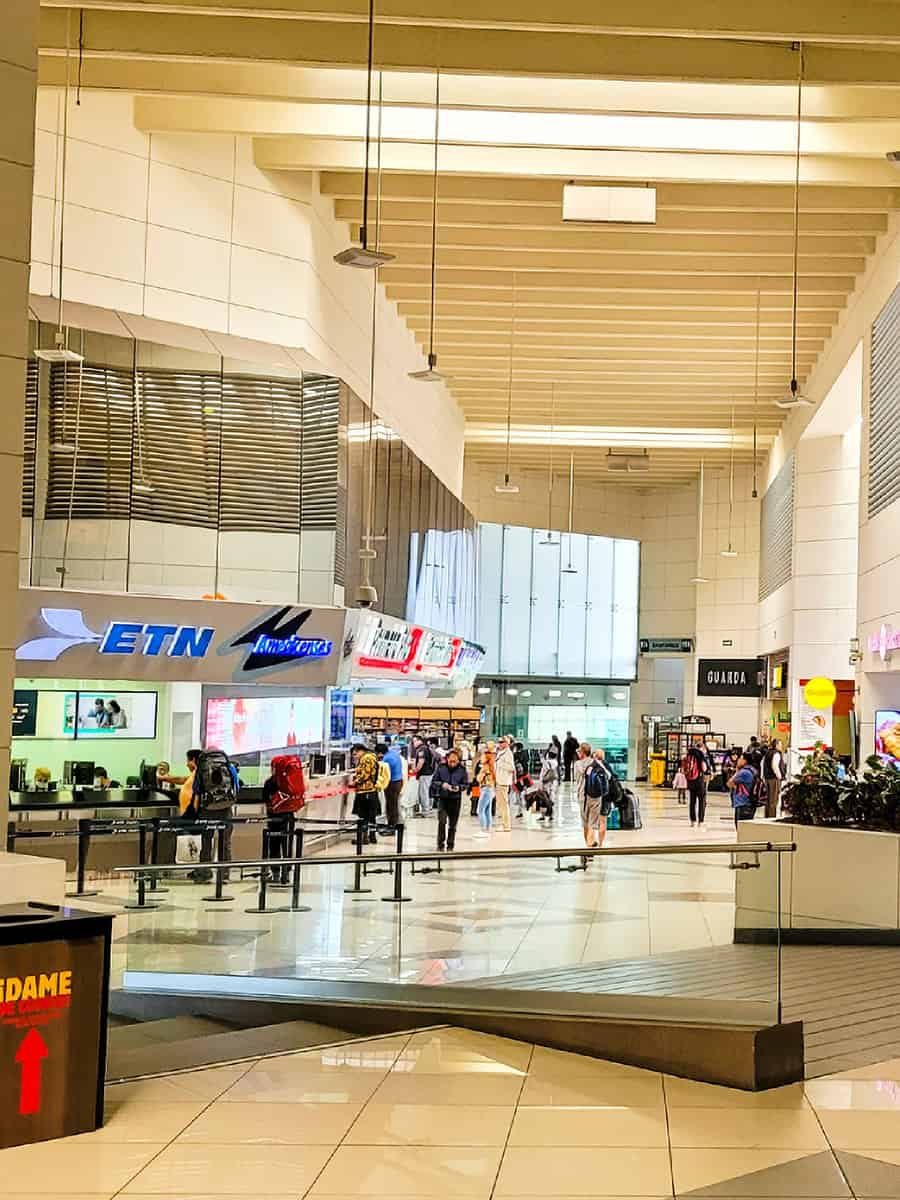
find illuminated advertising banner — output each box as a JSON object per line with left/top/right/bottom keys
{"left": 348, "top": 611, "right": 485, "bottom": 689}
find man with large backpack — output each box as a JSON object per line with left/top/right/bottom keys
{"left": 582, "top": 748, "right": 612, "bottom": 853}
{"left": 682, "top": 743, "right": 712, "bottom": 828}
{"left": 263, "top": 754, "right": 306, "bottom": 885}
{"left": 191, "top": 747, "right": 240, "bottom": 882}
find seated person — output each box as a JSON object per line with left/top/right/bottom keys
{"left": 92, "top": 766, "right": 121, "bottom": 789}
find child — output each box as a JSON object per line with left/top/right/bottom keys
{"left": 673, "top": 765, "right": 688, "bottom": 805}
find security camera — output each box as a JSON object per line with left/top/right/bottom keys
{"left": 355, "top": 584, "right": 378, "bottom": 608}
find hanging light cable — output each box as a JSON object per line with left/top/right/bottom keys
{"left": 691, "top": 458, "right": 709, "bottom": 583}
{"left": 721, "top": 405, "right": 739, "bottom": 557}
{"left": 539, "top": 383, "right": 558, "bottom": 544}
{"left": 495, "top": 273, "right": 519, "bottom": 494}
{"left": 776, "top": 42, "right": 813, "bottom": 410}
{"left": 36, "top": 10, "right": 83, "bottom": 369}
{"left": 561, "top": 452, "right": 578, "bottom": 573}
{"left": 752, "top": 287, "right": 761, "bottom": 497}
{"left": 334, "top": 0, "right": 394, "bottom": 269}
{"left": 409, "top": 68, "right": 447, "bottom": 382}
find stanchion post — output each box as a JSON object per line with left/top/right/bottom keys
{"left": 147, "top": 818, "right": 169, "bottom": 895}
{"left": 344, "top": 819, "right": 372, "bottom": 897}
{"left": 124, "top": 822, "right": 160, "bottom": 910}
{"left": 6, "top": 822, "right": 14, "bottom": 853}
{"left": 245, "top": 828, "right": 288, "bottom": 914}
{"left": 67, "top": 818, "right": 99, "bottom": 898}
{"left": 205, "top": 823, "right": 235, "bottom": 903}
{"left": 382, "top": 822, "right": 411, "bottom": 904}
{"left": 289, "top": 827, "right": 311, "bottom": 913}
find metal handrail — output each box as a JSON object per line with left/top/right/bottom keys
{"left": 113, "top": 839, "right": 795, "bottom": 876}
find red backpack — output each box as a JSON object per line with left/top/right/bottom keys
{"left": 269, "top": 755, "right": 306, "bottom": 813}
{"left": 683, "top": 752, "right": 701, "bottom": 782}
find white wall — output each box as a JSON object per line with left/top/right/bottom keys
{"left": 29, "top": 87, "right": 465, "bottom": 498}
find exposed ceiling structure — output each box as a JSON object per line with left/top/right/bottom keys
{"left": 36, "top": 1, "right": 900, "bottom": 484}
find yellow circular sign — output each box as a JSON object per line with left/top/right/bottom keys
{"left": 803, "top": 677, "right": 837, "bottom": 710}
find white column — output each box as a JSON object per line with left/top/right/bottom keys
{"left": 0, "top": 0, "right": 39, "bottom": 829}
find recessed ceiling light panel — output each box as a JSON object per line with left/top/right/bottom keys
{"left": 563, "top": 183, "right": 656, "bottom": 225}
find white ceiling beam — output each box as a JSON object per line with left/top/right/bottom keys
{"left": 254, "top": 136, "right": 900, "bottom": 185}
{"left": 37, "top": 8, "right": 900, "bottom": 85}
{"left": 38, "top": 0, "right": 900, "bottom": 49}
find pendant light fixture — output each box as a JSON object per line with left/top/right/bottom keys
{"left": 752, "top": 287, "right": 761, "bottom": 498}
{"left": 539, "top": 382, "right": 558, "bottom": 545}
{"left": 495, "top": 273, "right": 519, "bottom": 494}
{"left": 691, "top": 458, "right": 710, "bottom": 584}
{"left": 775, "top": 42, "right": 814, "bottom": 410}
{"left": 334, "top": 0, "right": 395, "bottom": 269}
{"left": 721, "top": 405, "right": 739, "bottom": 557}
{"left": 409, "top": 68, "right": 446, "bottom": 382}
{"left": 561, "top": 453, "right": 578, "bottom": 573}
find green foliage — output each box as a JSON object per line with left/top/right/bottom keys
{"left": 782, "top": 752, "right": 900, "bottom": 830}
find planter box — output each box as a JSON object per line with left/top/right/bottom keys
{"left": 735, "top": 820, "right": 900, "bottom": 937}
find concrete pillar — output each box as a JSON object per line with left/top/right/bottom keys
{"left": 0, "top": 0, "right": 39, "bottom": 830}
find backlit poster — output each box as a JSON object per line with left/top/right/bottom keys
{"left": 205, "top": 695, "right": 324, "bottom": 755}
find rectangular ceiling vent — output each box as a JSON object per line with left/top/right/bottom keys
{"left": 562, "top": 184, "right": 656, "bottom": 225}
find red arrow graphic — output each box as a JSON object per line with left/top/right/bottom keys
{"left": 16, "top": 1029, "right": 48, "bottom": 1115}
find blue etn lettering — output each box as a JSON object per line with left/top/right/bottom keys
{"left": 141, "top": 624, "right": 178, "bottom": 655}
{"left": 168, "top": 626, "right": 214, "bottom": 658}
{"left": 99, "top": 622, "right": 143, "bottom": 654}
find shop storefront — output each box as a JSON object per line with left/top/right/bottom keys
{"left": 9, "top": 589, "right": 484, "bottom": 836}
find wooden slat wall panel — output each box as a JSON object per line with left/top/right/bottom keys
{"left": 870, "top": 283, "right": 900, "bottom": 520}
{"left": 759, "top": 451, "right": 794, "bottom": 601}
{"left": 21, "top": 359, "right": 37, "bottom": 518}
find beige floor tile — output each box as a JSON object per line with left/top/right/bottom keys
{"left": 806, "top": 1079, "right": 900, "bottom": 1110}
{"left": 105, "top": 1063, "right": 252, "bottom": 1103}
{"left": 495, "top": 1146, "right": 672, "bottom": 1195}
{"left": 664, "top": 1075, "right": 809, "bottom": 1109}
{"left": 222, "top": 1062, "right": 386, "bottom": 1104}
{"left": 345, "top": 1103, "right": 515, "bottom": 1146}
{"left": 817, "top": 1108, "right": 900, "bottom": 1149}
{"left": 667, "top": 1107, "right": 827, "bottom": 1149}
{"left": 69, "top": 1101, "right": 206, "bottom": 1144}
{"left": 851, "top": 1149, "right": 900, "bottom": 1165}
{"left": 0, "top": 1143, "right": 165, "bottom": 1194}
{"left": 518, "top": 1075, "right": 664, "bottom": 1108}
{"left": 508, "top": 1106, "right": 668, "bottom": 1148}
{"left": 398, "top": 1029, "right": 532, "bottom": 1074}
{"left": 370, "top": 1071, "right": 524, "bottom": 1106}
{"left": 309, "top": 1144, "right": 503, "bottom": 1195}
{"left": 670, "top": 1147, "right": 810, "bottom": 1193}
{"left": 826, "top": 1059, "right": 900, "bottom": 1082}
{"left": 179, "top": 1100, "right": 363, "bottom": 1144}
{"left": 121, "top": 1142, "right": 334, "bottom": 1194}
{"left": 528, "top": 1047, "right": 657, "bottom": 1080}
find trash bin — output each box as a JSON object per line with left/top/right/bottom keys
{"left": 649, "top": 752, "right": 667, "bottom": 787}
{"left": 0, "top": 902, "right": 113, "bottom": 1149}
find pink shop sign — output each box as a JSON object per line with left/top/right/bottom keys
{"left": 869, "top": 624, "right": 900, "bottom": 663}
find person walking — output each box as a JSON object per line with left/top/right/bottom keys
{"left": 412, "top": 737, "right": 437, "bottom": 817}
{"left": 762, "top": 738, "right": 787, "bottom": 818}
{"left": 540, "top": 747, "right": 561, "bottom": 820}
{"left": 380, "top": 739, "right": 405, "bottom": 827}
{"left": 582, "top": 748, "right": 611, "bottom": 856}
{"left": 683, "top": 742, "right": 711, "bottom": 828}
{"left": 563, "top": 731, "right": 579, "bottom": 782}
{"left": 432, "top": 747, "right": 468, "bottom": 851}
{"left": 351, "top": 743, "right": 381, "bottom": 844}
{"left": 494, "top": 735, "right": 515, "bottom": 833}
{"left": 475, "top": 742, "right": 497, "bottom": 837}
{"left": 728, "top": 753, "right": 758, "bottom": 826}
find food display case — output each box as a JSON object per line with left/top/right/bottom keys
{"left": 353, "top": 706, "right": 482, "bottom": 747}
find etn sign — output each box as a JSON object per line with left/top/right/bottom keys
{"left": 99, "top": 622, "right": 214, "bottom": 658}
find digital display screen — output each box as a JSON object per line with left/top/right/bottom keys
{"left": 875, "top": 710, "right": 900, "bottom": 767}
{"left": 205, "top": 696, "right": 324, "bottom": 756}
{"left": 64, "top": 691, "right": 158, "bottom": 740}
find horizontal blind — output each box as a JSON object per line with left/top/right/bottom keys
{"left": 870, "top": 283, "right": 900, "bottom": 519}
{"left": 45, "top": 362, "right": 133, "bottom": 520}
{"left": 301, "top": 373, "right": 340, "bottom": 530}
{"left": 133, "top": 366, "right": 222, "bottom": 528}
{"left": 219, "top": 373, "right": 302, "bottom": 532}
{"left": 22, "top": 359, "right": 37, "bottom": 517}
{"left": 758, "top": 452, "right": 795, "bottom": 601}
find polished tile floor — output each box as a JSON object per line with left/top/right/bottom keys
{"left": 90, "top": 785, "right": 767, "bottom": 993}
{"left": 6, "top": 1025, "right": 900, "bottom": 1197}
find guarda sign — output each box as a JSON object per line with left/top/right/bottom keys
{"left": 697, "top": 658, "right": 765, "bottom": 698}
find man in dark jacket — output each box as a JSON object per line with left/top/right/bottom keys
{"left": 431, "top": 748, "right": 468, "bottom": 851}
{"left": 563, "top": 731, "right": 579, "bottom": 782}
